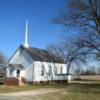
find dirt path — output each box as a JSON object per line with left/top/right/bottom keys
{"left": 0, "top": 88, "right": 64, "bottom": 100}
{"left": 0, "top": 88, "right": 61, "bottom": 97}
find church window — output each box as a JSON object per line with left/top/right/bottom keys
{"left": 41, "top": 65, "right": 44, "bottom": 76}
{"left": 60, "top": 67, "right": 63, "bottom": 74}
{"left": 55, "top": 67, "right": 57, "bottom": 74}
{"left": 48, "top": 66, "right": 52, "bottom": 75}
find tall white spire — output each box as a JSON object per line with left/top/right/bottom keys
{"left": 24, "top": 19, "right": 29, "bottom": 48}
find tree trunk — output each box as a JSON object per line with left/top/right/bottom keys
{"left": 66, "top": 62, "right": 71, "bottom": 85}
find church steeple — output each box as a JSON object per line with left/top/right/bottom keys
{"left": 23, "top": 19, "right": 29, "bottom": 48}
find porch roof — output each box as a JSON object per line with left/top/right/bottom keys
{"left": 9, "top": 64, "right": 25, "bottom": 70}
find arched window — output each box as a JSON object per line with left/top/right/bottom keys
{"left": 48, "top": 66, "right": 52, "bottom": 75}
{"left": 55, "top": 67, "right": 57, "bottom": 74}
{"left": 41, "top": 65, "right": 44, "bottom": 76}
{"left": 60, "top": 67, "right": 63, "bottom": 74}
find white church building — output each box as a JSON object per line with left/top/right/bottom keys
{"left": 6, "top": 20, "right": 70, "bottom": 85}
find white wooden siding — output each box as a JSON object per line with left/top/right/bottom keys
{"left": 34, "top": 61, "right": 68, "bottom": 81}
{"left": 8, "top": 48, "right": 34, "bottom": 81}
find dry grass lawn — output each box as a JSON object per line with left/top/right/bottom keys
{"left": 27, "top": 83, "right": 100, "bottom": 100}
{"left": 0, "top": 83, "right": 100, "bottom": 100}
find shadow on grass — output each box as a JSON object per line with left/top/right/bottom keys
{"left": 29, "top": 82, "right": 100, "bottom": 94}
{"left": 0, "top": 82, "right": 100, "bottom": 94}
{"left": 27, "top": 82, "right": 100, "bottom": 94}
{"left": 66, "top": 83, "right": 100, "bottom": 94}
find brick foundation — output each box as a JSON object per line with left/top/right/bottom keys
{"left": 4, "top": 77, "right": 67, "bottom": 85}
{"left": 4, "top": 77, "right": 19, "bottom": 86}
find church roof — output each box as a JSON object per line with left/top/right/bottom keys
{"left": 20, "top": 45, "right": 65, "bottom": 63}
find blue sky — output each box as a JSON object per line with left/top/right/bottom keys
{"left": 0, "top": 0, "right": 67, "bottom": 58}
{"left": 0, "top": 0, "right": 98, "bottom": 70}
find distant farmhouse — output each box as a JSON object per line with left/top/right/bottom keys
{"left": 6, "top": 20, "right": 70, "bottom": 85}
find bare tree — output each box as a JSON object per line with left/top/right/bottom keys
{"left": 84, "top": 66, "right": 96, "bottom": 75}
{"left": 0, "top": 52, "right": 6, "bottom": 64}
{"left": 97, "top": 66, "right": 100, "bottom": 74}
{"left": 74, "top": 32, "right": 100, "bottom": 60}
{"left": 52, "top": 0, "right": 100, "bottom": 60}
{"left": 0, "top": 52, "right": 7, "bottom": 78}
{"left": 47, "top": 39, "right": 87, "bottom": 84}
{"left": 53, "top": 0, "right": 100, "bottom": 34}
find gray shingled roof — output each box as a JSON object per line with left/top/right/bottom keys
{"left": 20, "top": 45, "right": 65, "bottom": 63}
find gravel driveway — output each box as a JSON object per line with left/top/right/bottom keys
{"left": 0, "top": 88, "right": 60, "bottom": 100}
